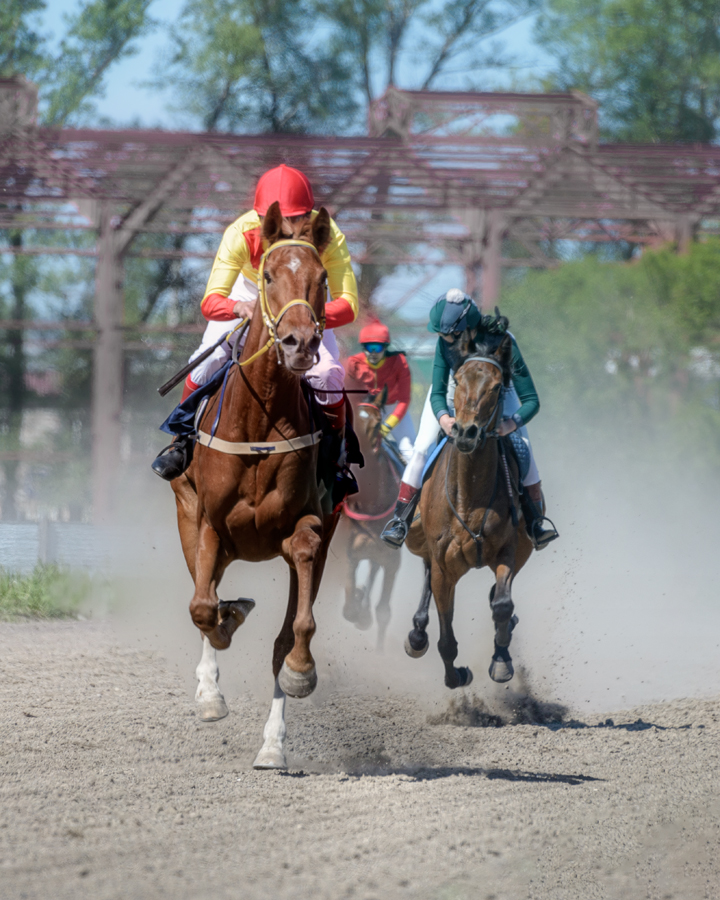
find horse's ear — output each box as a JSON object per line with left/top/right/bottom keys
{"left": 311, "top": 207, "right": 332, "bottom": 254}
{"left": 262, "top": 201, "right": 283, "bottom": 245}
{"left": 377, "top": 384, "right": 388, "bottom": 408}
{"left": 495, "top": 333, "right": 513, "bottom": 385}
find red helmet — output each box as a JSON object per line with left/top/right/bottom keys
{"left": 253, "top": 165, "right": 314, "bottom": 217}
{"left": 359, "top": 320, "right": 390, "bottom": 345}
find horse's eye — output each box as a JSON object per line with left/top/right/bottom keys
{"left": 264, "top": 271, "right": 272, "bottom": 284}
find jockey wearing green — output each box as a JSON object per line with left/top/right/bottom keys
{"left": 380, "top": 289, "right": 558, "bottom": 550}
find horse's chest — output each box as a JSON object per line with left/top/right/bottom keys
{"left": 220, "top": 458, "right": 318, "bottom": 534}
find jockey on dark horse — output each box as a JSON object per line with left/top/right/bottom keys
{"left": 152, "top": 164, "right": 359, "bottom": 481}
{"left": 380, "top": 288, "right": 559, "bottom": 551}
{"left": 345, "top": 320, "right": 416, "bottom": 463}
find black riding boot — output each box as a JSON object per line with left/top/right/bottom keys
{"left": 151, "top": 437, "right": 193, "bottom": 482}
{"left": 380, "top": 488, "right": 421, "bottom": 549}
{"left": 520, "top": 488, "right": 559, "bottom": 550}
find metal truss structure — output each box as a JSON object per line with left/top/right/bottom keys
{"left": 3, "top": 76, "right": 720, "bottom": 517}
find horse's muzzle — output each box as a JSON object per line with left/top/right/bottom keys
{"left": 452, "top": 422, "right": 480, "bottom": 454}
{"left": 279, "top": 332, "right": 321, "bottom": 374}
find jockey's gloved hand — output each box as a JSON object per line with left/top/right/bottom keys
{"left": 232, "top": 298, "right": 257, "bottom": 320}
{"left": 380, "top": 421, "right": 392, "bottom": 438}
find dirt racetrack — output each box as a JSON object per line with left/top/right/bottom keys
{"left": 1, "top": 614, "right": 719, "bottom": 900}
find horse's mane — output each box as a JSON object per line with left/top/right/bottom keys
{"left": 463, "top": 339, "right": 512, "bottom": 387}
{"left": 460, "top": 307, "right": 513, "bottom": 387}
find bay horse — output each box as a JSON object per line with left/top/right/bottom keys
{"left": 171, "top": 201, "right": 339, "bottom": 769}
{"left": 342, "top": 385, "right": 402, "bottom": 651}
{"left": 405, "top": 333, "right": 534, "bottom": 688}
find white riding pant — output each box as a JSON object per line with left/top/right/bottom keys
{"left": 402, "top": 381, "right": 540, "bottom": 489}
{"left": 388, "top": 409, "right": 416, "bottom": 464}
{"left": 189, "top": 276, "right": 344, "bottom": 405}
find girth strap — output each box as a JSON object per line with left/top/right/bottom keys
{"left": 197, "top": 429, "right": 322, "bottom": 456}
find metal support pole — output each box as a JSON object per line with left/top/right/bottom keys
{"left": 481, "top": 211, "right": 503, "bottom": 311}
{"left": 92, "top": 205, "right": 124, "bottom": 522}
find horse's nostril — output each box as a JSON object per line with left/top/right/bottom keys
{"left": 308, "top": 334, "right": 321, "bottom": 355}
{"left": 280, "top": 334, "right": 298, "bottom": 348}
{"left": 451, "top": 423, "right": 460, "bottom": 438}
{"left": 465, "top": 425, "right": 478, "bottom": 441}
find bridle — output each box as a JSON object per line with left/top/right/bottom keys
{"left": 357, "top": 402, "right": 383, "bottom": 452}
{"left": 444, "top": 353, "right": 518, "bottom": 566}
{"left": 453, "top": 354, "right": 504, "bottom": 449}
{"left": 239, "top": 238, "right": 325, "bottom": 368}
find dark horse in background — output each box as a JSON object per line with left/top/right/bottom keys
{"left": 171, "top": 202, "right": 340, "bottom": 769}
{"left": 405, "top": 333, "right": 534, "bottom": 688}
{"left": 342, "top": 385, "right": 402, "bottom": 651}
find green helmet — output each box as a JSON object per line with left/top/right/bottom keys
{"left": 428, "top": 289, "right": 482, "bottom": 334}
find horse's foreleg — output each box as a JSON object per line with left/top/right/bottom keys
{"left": 190, "top": 517, "right": 250, "bottom": 650}
{"left": 356, "top": 559, "right": 379, "bottom": 632}
{"left": 173, "top": 475, "right": 199, "bottom": 579}
{"left": 432, "top": 565, "right": 473, "bottom": 690}
{"left": 195, "top": 635, "right": 229, "bottom": 721}
{"left": 253, "top": 679, "right": 288, "bottom": 770}
{"left": 488, "top": 562, "right": 518, "bottom": 684}
{"left": 375, "top": 555, "right": 399, "bottom": 653}
{"left": 343, "top": 543, "right": 361, "bottom": 623}
{"left": 278, "top": 515, "right": 323, "bottom": 699}
{"left": 405, "top": 559, "right": 432, "bottom": 658}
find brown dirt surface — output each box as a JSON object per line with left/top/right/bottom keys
{"left": 1, "top": 619, "right": 719, "bottom": 900}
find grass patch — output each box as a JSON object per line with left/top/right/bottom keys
{"left": 0, "top": 564, "right": 94, "bottom": 621}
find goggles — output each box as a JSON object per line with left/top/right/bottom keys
{"left": 363, "top": 343, "right": 387, "bottom": 354}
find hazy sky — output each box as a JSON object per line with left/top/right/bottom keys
{"left": 41, "top": 0, "right": 553, "bottom": 130}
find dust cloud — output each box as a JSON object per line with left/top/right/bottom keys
{"left": 105, "top": 414, "right": 720, "bottom": 725}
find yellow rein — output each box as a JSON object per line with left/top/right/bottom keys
{"left": 238, "top": 238, "right": 325, "bottom": 368}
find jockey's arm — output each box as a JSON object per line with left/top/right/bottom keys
{"left": 383, "top": 354, "right": 412, "bottom": 431}
{"left": 430, "top": 340, "right": 451, "bottom": 420}
{"left": 321, "top": 221, "right": 358, "bottom": 329}
{"left": 507, "top": 340, "right": 540, "bottom": 428}
{"left": 200, "top": 219, "right": 253, "bottom": 321}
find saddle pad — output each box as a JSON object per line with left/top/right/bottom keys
{"left": 160, "top": 360, "right": 233, "bottom": 438}
{"left": 507, "top": 431, "right": 530, "bottom": 483}
{"left": 421, "top": 436, "right": 448, "bottom": 483}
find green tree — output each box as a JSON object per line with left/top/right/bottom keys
{"left": 158, "top": 0, "right": 356, "bottom": 132}
{"left": 0, "top": 0, "right": 155, "bottom": 519}
{"left": 0, "top": 1, "right": 45, "bottom": 77}
{"left": 316, "top": 0, "right": 539, "bottom": 107}
{"left": 43, "top": 0, "right": 155, "bottom": 126}
{"left": 536, "top": 0, "right": 720, "bottom": 142}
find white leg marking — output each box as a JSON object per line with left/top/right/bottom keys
{"left": 253, "top": 679, "right": 287, "bottom": 769}
{"left": 195, "top": 636, "right": 229, "bottom": 721}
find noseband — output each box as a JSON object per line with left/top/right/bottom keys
{"left": 454, "top": 355, "right": 504, "bottom": 447}
{"left": 239, "top": 239, "right": 325, "bottom": 368}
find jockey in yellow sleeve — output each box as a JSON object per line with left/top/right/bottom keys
{"left": 152, "top": 164, "right": 358, "bottom": 481}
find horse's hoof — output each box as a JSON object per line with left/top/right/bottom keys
{"left": 446, "top": 666, "right": 473, "bottom": 689}
{"left": 278, "top": 661, "right": 317, "bottom": 699}
{"left": 197, "top": 696, "right": 229, "bottom": 721}
{"left": 342, "top": 603, "right": 358, "bottom": 624}
{"left": 219, "top": 597, "right": 255, "bottom": 625}
{"left": 404, "top": 633, "right": 428, "bottom": 658}
{"left": 354, "top": 608, "right": 373, "bottom": 631}
{"left": 457, "top": 666, "right": 473, "bottom": 687}
{"left": 489, "top": 657, "right": 514, "bottom": 683}
{"left": 253, "top": 745, "right": 287, "bottom": 770}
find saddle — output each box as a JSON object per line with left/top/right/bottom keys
{"left": 420, "top": 430, "right": 529, "bottom": 486}
{"left": 160, "top": 365, "right": 362, "bottom": 510}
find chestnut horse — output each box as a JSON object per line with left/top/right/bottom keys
{"left": 171, "top": 202, "right": 339, "bottom": 769}
{"left": 405, "top": 334, "right": 534, "bottom": 688}
{"left": 342, "top": 386, "right": 401, "bottom": 651}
